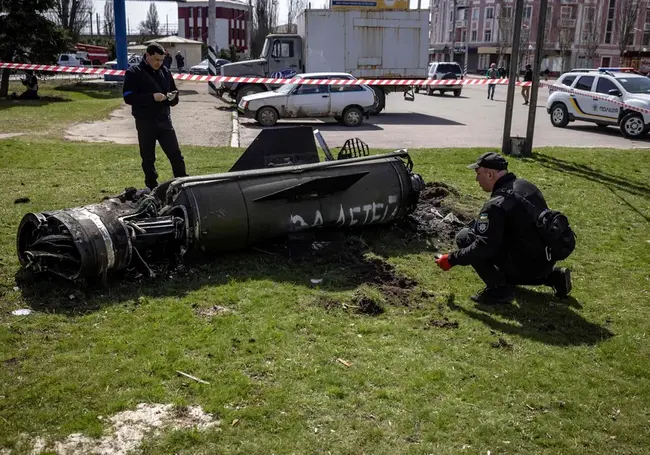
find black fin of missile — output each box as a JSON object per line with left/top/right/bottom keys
{"left": 253, "top": 172, "right": 369, "bottom": 202}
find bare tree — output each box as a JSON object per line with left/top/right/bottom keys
{"left": 50, "top": 0, "right": 91, "bottom": 41}
{"left": 287, "top": 0, "right": 305, "bottom": 30}
{"left": 251, "top": 0, "right": 278, "bottom": 57}
{"left": 103, "top": 0, "right": 114, "bottom": 36}
{"left": 496, "top": 0, "right": 513, "bottom": 68}
{"left": 517, "top": 25, "right": 531, "bottom": 74}
{"left": 139, "top": 3, "right": 160, "bottom": 36}
{"left": 618, "top": 0, "right": 641, "bottom": 58}
{"left": 581, "top": 6, "right": 600, "bottom": 67}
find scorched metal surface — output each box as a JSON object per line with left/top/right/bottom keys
{"left": 16, "top": 127, "right": 424, "bottom": 282}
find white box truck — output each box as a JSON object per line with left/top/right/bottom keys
{"left": 218, "top": 8, "right": 429, "bottom": 113}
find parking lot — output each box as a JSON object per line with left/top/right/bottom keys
{"left": 237, "top": 82, "right": 650, "bottom": 150}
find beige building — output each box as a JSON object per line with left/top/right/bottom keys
{"left": 145, "top": 35, "right": 204, "bottom": 69}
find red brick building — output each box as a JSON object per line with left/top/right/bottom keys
{"left": 177, "top": 0, "right": 250, "bottom": 52}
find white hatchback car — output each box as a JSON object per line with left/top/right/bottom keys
{"left": 238, "top": 72, "right": 377, "bottom": 127}
{"left": 546, "top": 67, "right": 650, "bottom": 139}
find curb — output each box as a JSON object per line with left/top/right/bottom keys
{"left": 230, "top": 110, "right": 239, "bottom": 148}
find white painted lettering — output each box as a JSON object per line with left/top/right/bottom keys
{"left": 362, "top": 205, "right": 372, "bottom": 224}
{"left": 312, "top": 210, "right": 323, "bottom": 227}
{"left": 371, "top": 202, "right": 384, "bottom": 223}
{"left": 349, "top": 207, "right": 361, "bottom": 225}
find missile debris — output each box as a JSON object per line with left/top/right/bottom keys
{"left": 16, "top": 127, "right": 424, "bottom": 282}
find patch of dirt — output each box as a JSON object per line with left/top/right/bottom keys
{"left": 194, "top": 305, "right": 233, "bottom": 318}
{"left": 425, "top": 318, "right": 459, "bottom": 329}
{"left": 64, "top": 81, "right": 233, "bottom": 147}
{"left": 30, "top": 403, "right": 220, "bottom": 455}
{"left": 354, "top": 294, "right": 385, "bottom": 316}
{"left": 395, "top": 181, "right": 478, "bottom": 246}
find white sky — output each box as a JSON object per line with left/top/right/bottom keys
{"left": 84, "top": 0, "right": 425, "bottom": 34}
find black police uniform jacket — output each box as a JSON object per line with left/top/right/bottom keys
{"left": 122, "top": 60, "right": 179, "bottom": 120}
{"left": 449, "top": 173, "right": 551, "bottom": 277}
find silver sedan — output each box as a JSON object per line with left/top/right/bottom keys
{"left": 237, "top": 72, "right": 377, "bottom": 127}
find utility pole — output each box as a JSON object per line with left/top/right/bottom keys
{"left": 209, "top": 0, "right": 216, "bottom": 50}
{"left": 500, "top": 0, "right": 525, "bottom": 155}
{"left": 89, "top": 7, "right": 93, "bottom": 37}
{"left": 523, "top": 0, "right": 548, "bottom": 156}
{"left": 96, "top": 13, "right": 100, "bottom": 36}
{"left": 248, "top": 0, "right": 253, "bottom": 57}
{"left": 464, "top": 6, "right": 470, "bottom": 74}
{"left": 450, "top": 0, "right": 457, "bottom": 62}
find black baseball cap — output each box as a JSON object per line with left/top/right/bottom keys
{"left": 467, "top": 152, "right": 508, "bottom": 171}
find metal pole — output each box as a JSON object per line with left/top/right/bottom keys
{"left": 464, "top": 6, "right": 470, "bottom": 74}
{"left": 524, "top": 0, "right": 548, "bottom": 157}
{"left": 450, "top": 0, "right": 457, "bottom": 62}
{"left": 500, "top": 0, "right": 525, "bottom": 155}
{"left": 209, "top": 0, "right": 216, "bottom": 51}
{"left": 114, "top": 0, "right": 128, "bottom": 71}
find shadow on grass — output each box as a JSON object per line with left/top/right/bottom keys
{"left": 14, "top": 225, "right": 433, "bottom": 316}
{"left": 0, "top": 96, "right": 72, "bottom": 110}
{"left": 448, "top": 287, "right": 614, "bottom": 346}
{"left": 533, "top": 152, "right": 650, "bottom": 198}
{"left": 52, "top": 84, "right": 123, "bottom": 100}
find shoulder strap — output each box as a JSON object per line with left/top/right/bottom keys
{"left": 496, "top": 187, "right": 542, "bottom": 221}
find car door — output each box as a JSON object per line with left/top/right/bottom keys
{"left": 285, "top": 78, "right": 331, "bottom": 118}
{"left": 268, "top": 38, "right": 301, "bottom": 79}
{"left": 328, "top": 75, "right": 360, "bottom": 115}
{"left": 593, "top": 76, "right": 622, "bottom": 124}
{"left": 569, "top": 75, "right": 596, "bottom": 120}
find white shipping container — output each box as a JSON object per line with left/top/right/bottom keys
{"left": 296, "top": 9, "right": 429, "bottom": 80}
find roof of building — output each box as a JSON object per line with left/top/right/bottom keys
{"left": 145, "top": 36, "right": 204, "bottom": 45}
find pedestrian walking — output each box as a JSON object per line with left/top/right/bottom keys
{"left": 522, "top": 64, "right": 533, "bottom": 105}
{"left": 486, "top": 63, "right": 498, "bottom": 100}
{"left": 163, "top": 50, "right": 172, "bottom": 69}
{"left": 175, "top": 52, "right": 185, "bottom": 73}
{"left": 434, "top": 152, "right": 573, "bottom": 304}
{"left": 122, "top": 43, "right": 188, "bottom": 190}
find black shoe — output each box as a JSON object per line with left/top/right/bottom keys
{"left": 550, "top": 268, "right": 572, "bottom": 297}
{"left": 470, "top": 286, "right": 514, "bottom": 304}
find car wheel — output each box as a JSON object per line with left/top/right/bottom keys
{"left": 453, "top": 90, "right": 461, "bottom": 97}
{"left": 550, "top": 103, "right": 569, "bottom": 128}
{"left": 343, "top": 106, "right": 363, "bottom": 127}
{"left": 620, "top": 112, "right": 646, "bottom": 138}
{"left": 426, "top": 86, "right": 433, "bottom": 96}
{"left": 236, "top": 85, "right": 264, "bottom": 105}
{"left": 369, "top": 86, "right": 385, "bottom": 115}
{"left": 256, "top": 107, "right": 278, "bottom": 127}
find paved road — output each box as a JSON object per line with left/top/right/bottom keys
{"left": 238, "top": 83, "right": 650, "bottom": 150}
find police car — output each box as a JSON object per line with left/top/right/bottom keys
{"left": 546, "top": 67, "right": 650, "bottom": 139}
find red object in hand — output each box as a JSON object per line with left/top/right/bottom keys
{"left": 435, "top": 254, "right": 452, "bottom": 271}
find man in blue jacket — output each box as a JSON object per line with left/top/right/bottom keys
{"left": 122, "top": 43, "right": 188, "bottom": 190}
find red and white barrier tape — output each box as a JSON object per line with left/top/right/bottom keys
{"left": 4, "top": 61, "right": 649, "bottom": 116}
{"left": 0, "top": 62, "right": 531, "bottom": 87}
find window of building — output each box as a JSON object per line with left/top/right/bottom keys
{"left": 501, "top": 6, "right": 511, "bottom": 19}
{"left": 484, "top": 29, "right": 492, "bottom": 42}
{"left": 478, "top": 54, "right": 489, "bottom": 69}
{"left": 584, "top": 6, "right": 595, "bottom": 22}
{"left": 575, "top": 75, "right": 595, "bottom": 91}
{"left": 561, "top": 6, "right": 574, "bottom": 20}
{"left": 596, "top": 77, "right": 618, "bottom": 95}
{"left": 644, "top": 32, "right": 650, "bottom": 46}
{"left": 471, "top": 30, "right": 478, "bottom": 42}
{"left": 524, "top": 6, "right": 532, "bottom": 20}
{"left": 461, "top": 30, "right": 466, "bottom": 42}
{"left": 646, "top": 9, "right": 650, "bottom": 24}
{"left": 605, "top": 0, "right": 616, "bottom": 44}
{"left": 189, "top": 26, "right": 194, "bottom": 38}
{"left": 486, "top": 7, "right": 494, "bottom": 19}
{"left": 472, "top": 9, "right": 479, "bottom": 20}
{"left": 197, "top": 8, "right": 201, "bottom": 17}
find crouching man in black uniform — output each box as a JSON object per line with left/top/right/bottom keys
{"left": 435, "top": 152, "right": 572, "bottom": 304}
{"left": 123, "top": 43, "right": 188, "bottom": 190}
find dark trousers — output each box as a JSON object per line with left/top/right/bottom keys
{"left": 487, "top": 84, "right": 495, "bottom": 99}
{"left": 456, "top": 227, "right": 555, "bottom": 288}
{"left": 135, "top": 117, "right": 188, "bottom": 190}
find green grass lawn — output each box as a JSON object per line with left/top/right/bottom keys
{"left": 0, "top": 79, "right": 123, "bottom": 136}
{"left": 1, "top": 133, "right": 649, "bottom": 454}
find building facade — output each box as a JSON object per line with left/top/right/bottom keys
{"left": 177, "top": 0, "right": 249, "bottom": 52}
{"left": 429, "top": 0, "right": 650, "bottom": 75}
